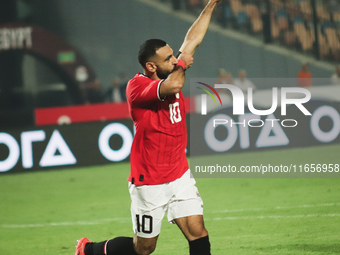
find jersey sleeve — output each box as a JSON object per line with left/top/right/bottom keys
{"left": 127, "top": 77, "right": 164, "bottom": 106}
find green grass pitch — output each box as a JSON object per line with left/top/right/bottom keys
{"left": 0, "top": 144, "right": 339, "bottom": 254}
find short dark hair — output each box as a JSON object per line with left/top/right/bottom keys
{"left": 138, "top": 39, "right": 167, "bottom": 68}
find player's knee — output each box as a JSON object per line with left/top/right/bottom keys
{"left": 189, "top": 225, "right": 209, "bottom": 241}
{"left": 135, "top": 244, "right": 156, "bottom": 255}
{"left": 133, "top": 235, "right": 158, "bottom": 255}
{"left": 197, "top": 228, "right": 208, "bottom": 240}
{"left": 199, "top": 227, "right": 209, "bottom": 238}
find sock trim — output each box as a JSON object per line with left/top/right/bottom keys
{"left": 103, "top": 239, "right": 110, "bottom": 255}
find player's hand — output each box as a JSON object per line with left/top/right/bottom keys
{"left": 178, "top": 52, "right": 194, "bottom": 70}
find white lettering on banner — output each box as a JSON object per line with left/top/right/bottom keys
{"left": 310, "top": 105, "right": 340, "bottom": 143}
{"left": 0, "top": 27, "right": 33, "bottom": 50}
{"left": 39, "top": 130, "right": 77, "bottom": 167}
{"left": 0, "top": 129, "right": 76, "bottom": 172}
{"left": 238, "top": 114, "right": 260, "bottom": 149}
{"left": 21, "top": 130, "right": 45, "bottom": 169}
{"left": 205, "top": 114, "right": 238, "bottom": 152}
{"left": 206, "top": 113, "right": 290, "bottom": 152}
{"left": 255, "top": 114, "right": 289, "bottom": 148}
{"left": 0, "top": 133, "right": 20, "bottom": 172}
{"left": 98, "top": 123, "right": 133, "bottom": 162}
{"left": 204, "top": 106, "right": 339, "bottom": 153}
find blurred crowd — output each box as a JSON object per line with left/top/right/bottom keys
{"left": 85, "top": 73, "right": 128, "bottom": 104}
{"left": 165, "top": 0, "right": 340, "bottom": 63}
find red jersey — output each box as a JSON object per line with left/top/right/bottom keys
{"left": 126, "top": 73, "right": 188, "bottom": 185}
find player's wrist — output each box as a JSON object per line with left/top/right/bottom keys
{"left": 176, "top": 59, "right": 186, "bottom": 70}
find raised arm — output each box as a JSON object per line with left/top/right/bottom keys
{"left": 179, "top": 0, "right": 221, "bottom": 55}
{"left": 160, "top": 1, "right": 221, "bottom": 97}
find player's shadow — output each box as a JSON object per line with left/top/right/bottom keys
{"left": 258, "top": 244, "right": 340, "bottom": 254}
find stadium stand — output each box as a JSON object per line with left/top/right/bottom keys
{"left": 174, "top": 0, "right": 340, "bottom": 63}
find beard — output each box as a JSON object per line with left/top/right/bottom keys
{"left": 156, "top": 68, "right": 172, "bottom": 80}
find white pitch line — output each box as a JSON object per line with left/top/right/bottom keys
{"left": 207, "top": 214, "right": 340, "bottom": 221}
{"left": 2, "top": 213, "right": 340, "bottom": 229}
{"left": 1, "top": 217, "right": 130, "bottom": 229}
{"left": 217, "top": 203, "right": 340, "bottom": 213}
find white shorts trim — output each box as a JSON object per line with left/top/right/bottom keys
{"left": 129, "top": 169, "right": 203, "bottom": 238}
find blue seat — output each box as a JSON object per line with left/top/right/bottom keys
{"left": 224, "top": 5, "right": 233, "bottom": 20}
{"left": 276, "top": 9, "right": 287, "bottom": 18}
{"left": 237, "top": 11, "right": 248, "bottom": 26}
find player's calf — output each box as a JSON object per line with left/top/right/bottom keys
{"left": 81, "top": 236, "right": 139, "bottom": 255}
{"left": 133, "top": 235, "right": 157, "bottom": 255}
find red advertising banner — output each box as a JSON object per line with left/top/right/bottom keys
{"left": 34, "top": 97, "right": 194, "bottom": 126}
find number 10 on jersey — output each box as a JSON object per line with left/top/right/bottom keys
{"left": 169, "top": 102, "right": 182, "bottom": 124}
